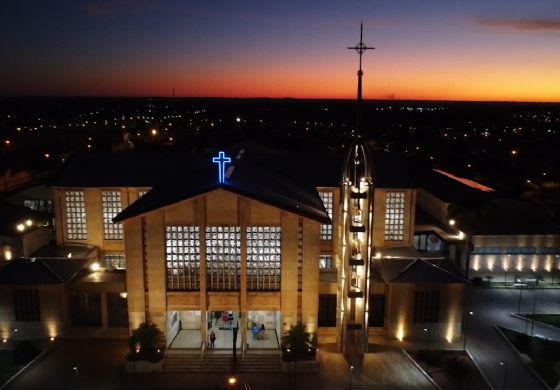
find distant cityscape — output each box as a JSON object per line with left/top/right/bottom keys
{"left": 2, "top": 97, "right": 559, "bottom": 221}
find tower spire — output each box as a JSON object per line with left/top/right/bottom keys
{"left": 347, "top": 22, "right": 374, "bottom": 134}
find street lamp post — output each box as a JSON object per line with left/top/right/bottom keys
{"left": 517, "top": 285, "right": 523, "bottom": 314}
{"left": 530, "top": 297, "right": 537, "bottom": 337}
{"left": 133, "top": 343, "right": 141, "bottom": 390}
{"left": 349, "top": 365, "right": 354, "bottom": 390}
{"left": 72, "top": 364, "right": 80, "bottom": 390}
{"left": 499, "top": 362, "right": 508, "bottom": 390}
{"left": 463, "top": 311, "right": 474, "bottom": 351}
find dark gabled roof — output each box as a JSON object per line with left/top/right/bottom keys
{"left": 0, "top": 258, "right": 88, "bottom": 285}
{"left": 390, "top": 258, "right": 466, "bottom": 284}
{"left": 373, "top": 257, "right": 467, "bottom": 284}
{"left": 51, "top": 146, "right": 417, "bottom": 190}
{"left": 31, "top": 244, "right": 97, "bottom": 259}
{"left": 114, "top": 157, "right": 331, "bottom": 224}
{"left": 50, "top": 152, "right": 208, "bottom": 188}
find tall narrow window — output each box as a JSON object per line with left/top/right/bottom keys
{"left": 413, "top": 290, "right": 440, "bottom": 323}
{"left": 319, "top": 254, "right": 332, "bottom": 269}
{"left": 246, "top": 227, "right": 281, "bottom": 291}
{"left": 206, "top": 227, "right": 241, "bottom": 291}
{"left": 65, "top": 191, "right": 87, "bottom": 240}
{"left": 102, "top": 191, "right": 123, "bottom": 240}
{"left": 13, "top": 289, "right": 41, "bottom": 322}
{"left": 165, "top": 226, "right": 200, "bottom": 291}
{"left": 385, "top": 192, "right": 405, "bottom": 241}
{"left": 319, "top": 192, "right": 333, "bottom": 240}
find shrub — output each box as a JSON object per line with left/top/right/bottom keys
{"left": 281, "top": 323, "right": 317, "bottom": 361}
{"left": 128, "top": 322, "right": 165, "bottom": 362}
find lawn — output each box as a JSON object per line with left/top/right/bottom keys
{"left": 498, "top": 326, "right": 560, "bottom": 389}
{"left": 522, "top": 314, "right": 560, "bottom": 328}
{"left": 407, "top": 349, "right": 491, "bottom": 390}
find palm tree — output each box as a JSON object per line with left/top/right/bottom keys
{"left": 128, "top": 322, "right": 165, "bottom": 362}
{"left": 281, "top": 323, "right": 316, "bottom": 361}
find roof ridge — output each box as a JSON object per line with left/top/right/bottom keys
{"left": 390, "top": 258, "right": 465, "bottom": 283}
{"left": 37, "top": 259, "right": 64, "bottom": 283}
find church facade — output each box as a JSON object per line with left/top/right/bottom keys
{"left": 44, "top": 148, "right": 466, "bottom": 352}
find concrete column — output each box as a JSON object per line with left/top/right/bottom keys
{"left": 52, "top": 190, "right": 64, "bottom": 245}
{"left": 124, "top": 219, "right": 146, "bottom": 332}
{"left": 197, "top": 198, "right": 208, "bottom": 346}
{"left": 84, "top": 189, "right": 103, "bottom": 248}
{"left": 281, "top": 213, "right": 299, "bottom": 333}
{"left": 145, "top": 211, "right": 166, "bottom": 335}
{"left": 302, "top": 219, "right": 320, "bottom": 337}
{"left": 239, "top": 197, "right": 249, "bottom": 350}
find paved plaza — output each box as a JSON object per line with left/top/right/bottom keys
{"left": 5, "top": 286, "right": 560, "bottom": 390}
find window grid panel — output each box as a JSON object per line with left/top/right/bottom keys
{"left": 104, "top": 254, "right": 126, "bottom": 269}
{"left": 319, "top": 192, "right": 333, "bottom": 240}
{"left": 102, "top": 191, "right": 123, "bottom": 240}
{"left": 320, "top": 254, "right": 332, "bottom": 269}
{"left": 166, "top": 226, "right": 200, "bottom": 291}
{"left": 65, "top": 191, "right": 87, "bottom": 240}
{"left": 384, "top": 192, "right": 405, "bottom": 241}
{"left": 206, "top": 227, "right": 241, "bottom": 291}
{"left": 246, "top": 227, "right": 282, "bottom": 291}
{"left": 297, "top": 221, "right": 303, "bottom": 292}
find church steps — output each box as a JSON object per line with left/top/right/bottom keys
{"left": 163, "top": 352, "right": 281, "bottom": 373}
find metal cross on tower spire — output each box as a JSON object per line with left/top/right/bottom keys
{"left": 347, "top": 22, "right": 374, "bottom": 133}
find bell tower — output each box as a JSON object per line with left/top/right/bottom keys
{"left": 337, "top": 23, "right": 375, "bottom": 355}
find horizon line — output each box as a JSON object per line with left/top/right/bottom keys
{"left": 2, "top": 95, "right": 560, "bottom": 104}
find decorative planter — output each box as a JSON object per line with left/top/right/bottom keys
{"left": 124, "top": 359, "right": 164, "bottom": 373}
{"left": 280, "top": 359, "right": 319, "bottom": 373}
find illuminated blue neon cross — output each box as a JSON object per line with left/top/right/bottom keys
{"left": 212, "top": 151, "right": 231, "bottom": 183}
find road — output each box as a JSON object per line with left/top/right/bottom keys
{"left": 467, "top": 286, "right": 560, "bottom": 390}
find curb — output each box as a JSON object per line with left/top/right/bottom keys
{"left": 401, "top": 349, "right": 441, "bottom": 390}
{"left": 494, "top": 325, "right": 552, "bottom": 390}
{"left": 0, "top": 343, "right": 56, "bottom": 390}
{"left": 465, "top": 349, "right": 493, "bottom": 390}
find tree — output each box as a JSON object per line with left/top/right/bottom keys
{"left": 281, "top": 323, "right": 316, "bottom": 361}
{"left": 128, "top": 322, "right": 165, "bottom": 362}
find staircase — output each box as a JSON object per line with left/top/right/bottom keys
{"left": 163, "top": 351, "right": 281, "bottom": 373}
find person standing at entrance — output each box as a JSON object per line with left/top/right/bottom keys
{"left": 210, "top": 330, "right": 216, "bottom": 349}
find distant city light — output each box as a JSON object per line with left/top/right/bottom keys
{"left": 16, "top": 224, "right": 25, "bottom": 232}
{"left": 151, "top": 129, "right": 158, "bottom": 136}
{"left": 236, "top": 117, "right": 241, "bottom": 123}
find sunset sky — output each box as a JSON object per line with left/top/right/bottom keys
{"left": 2, "top": 0, "right": 560, "bottom": 101}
